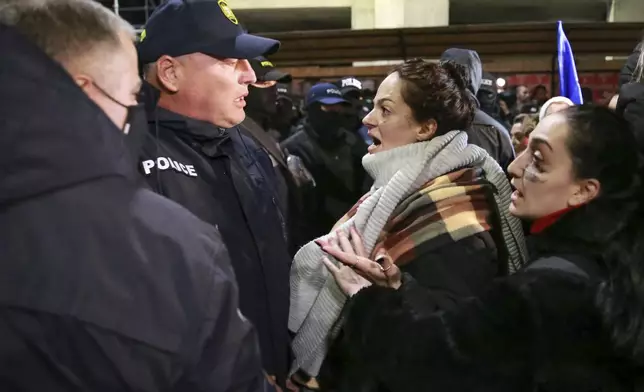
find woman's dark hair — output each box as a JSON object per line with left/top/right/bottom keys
{"left": 390, "top": 58, "right": 477, "bottom": 135}
{"left": 563, "top": 105, "right": 644, "bottom": 363}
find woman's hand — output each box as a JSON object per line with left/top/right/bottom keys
{"left": 319, "top": 226, "right": 402, "bottom": 296}
{"left": 322, "top": 257, "right": 371, "bottom": 297}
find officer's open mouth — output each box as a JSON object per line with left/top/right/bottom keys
{"left": 234, "top": 94, "right": 247, "bottom": 108}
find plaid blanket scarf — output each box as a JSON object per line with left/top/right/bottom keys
{"left": 289, "top": 167, "right": 497, "bottom": 389}
{"left": 342, "top": 167, "right": 496, "bottom": 266}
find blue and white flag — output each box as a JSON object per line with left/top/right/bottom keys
{"left": 557, "top": 21, "right": 584, "bottom": 104}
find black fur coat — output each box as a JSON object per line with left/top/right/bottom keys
{"left": 321, "top": 203, "right": 644, "bottom": 392}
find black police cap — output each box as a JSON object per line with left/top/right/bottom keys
{"left": 137, "top": 0, "right": 280, "bottom": 64}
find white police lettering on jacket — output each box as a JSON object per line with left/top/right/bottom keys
{"left": 141, "top": 157, "right": 197, "bottom": 177}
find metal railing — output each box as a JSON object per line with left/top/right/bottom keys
{"left": 110, "top": 0, "right": 159, "bottom": 30}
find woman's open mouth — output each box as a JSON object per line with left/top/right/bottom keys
{"left": 367, "top": 136, "right": 382, "bottom": 153}
{"left": 511, "top": 189, "right": 524, "bottom": 202}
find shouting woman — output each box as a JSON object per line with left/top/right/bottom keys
{"left": 288, "top": 59, "right": 527, "bottom": 389}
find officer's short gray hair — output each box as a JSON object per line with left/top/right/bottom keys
{"left": 0, "top": 0, "right": 134, "bottom": 68}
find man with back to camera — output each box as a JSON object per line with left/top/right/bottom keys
{"left": 0, "top": 0, "right": 269, "bottom": 390}
{"left": 136, "top": 0, "right": 291, "bottom": 386}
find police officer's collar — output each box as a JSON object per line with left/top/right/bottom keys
{"left": 155, "top": 107, "right": 230, "bottom": 142}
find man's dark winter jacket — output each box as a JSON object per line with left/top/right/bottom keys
{"left": 441, "top": 48, "right": 515, "bottom": 172}
{"left": 281, "top": 123, "right": 371, "bottom": 237}
{"left": 467, "top": 111, "right": 515, "bottom": 172}
{"left": 617, "top": 82, "right": 644, "bottom": 152}
{"left": 616, "top": 42, "right": 644, "bottom": 153}
{"left": 329, "top": 197, "right": 643, "bottom": 391}
{"left": 0, "top": 24, "right": 266, "bottom": 392}
{"left": 240, "top": 116, "right": 312, "bottom": 252}
{"left": 619, "top": 42, "right": 642, "bottom": 87}
{"left": 139, "top": 89, "right": 291, "bottom": 385}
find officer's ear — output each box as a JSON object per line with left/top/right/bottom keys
{"left": 155, "top": 55, "right": 181, "bottom": 93}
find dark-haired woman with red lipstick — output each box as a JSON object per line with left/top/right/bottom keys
{"left": 322, "top": 105, "right": 644, "bottom": 391}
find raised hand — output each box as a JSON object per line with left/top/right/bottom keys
{"left": 319, "top": 226, "right": 402, "bottom": 296}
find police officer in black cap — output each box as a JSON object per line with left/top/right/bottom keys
{"left": 282, "top": 83, "right": 371, "bottom": 238}
{"left": 245, "top": 57, "right": 292, "bottom": 144}
{"left": 137, "top": 0, "right": 291, "bottom": 387}
{"left": 334, "top": 76, "right": 372, "bottom": 145}
{"left": 274, "top": 83, "right": 302, "bottom": 140}
{"left": 241, "top": 57, "right": 317, "bottom": 251}
{"left": 478, "top": 71, "right": 511, "bottom": 130}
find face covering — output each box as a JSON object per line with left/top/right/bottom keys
{"left": 307, "top": 105, "right": 347, "bottom": 145}
{"left": 340, "top": 97, "right": 367, "bottom": 132}
{"left": 93, "top": 82, "right": 148, "bottom": 167}
{"left": 273, "top": 97, "right": 297, "bottom": 137}
{"left": 246, "top": 85, "right": 278, "bottom": 121}
{"left": 121, "top": 103, "right": 149, "bottom": 167}
{"left": 343, "top": 106, "right": 363, "bottom": 132}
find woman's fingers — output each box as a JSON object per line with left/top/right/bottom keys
{"left": 323, "top": 245, "right": 369, "bottom": 273}
{"left": 349, "top": 226, "right": 367, "bottom": 257}
{"left": 321, "top": 243, "right": 398, "bottom": 288}
{"left": 378, "top": 253, "right": 395, "bottom": 274}
{"left": 322, "top": 257, "right": 341, "bottom": 277}
{"left": 374, "top": 251, "right": 402, "bottom": 289}
{"left": 322, "top": 245, "right": 351, "bottom": 265}
{"left": 336, "top": 230, "right": 355, "bottom": 255}
{"left": 351, "top": 257, "right": 384, "bottom": 278}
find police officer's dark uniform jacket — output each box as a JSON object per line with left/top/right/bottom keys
{"left": 240, "top": 59, "right": 313, "bottom": 251}
{"left": 140, "top": 88, "right": 292, "bottom": 384}
{"left": 0, "top": 23, "right": 267, "bottom": 392}
{"left": 135, "top": 0, "right": 291, "bottom": 384}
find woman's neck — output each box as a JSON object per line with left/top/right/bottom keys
{"left": 530, "top": 205, "right": 583, "bottom": 235}
{"left": 362, "top": 141, "right": 432, "bottom": 188}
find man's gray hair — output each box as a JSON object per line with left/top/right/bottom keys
{"left": 0, "top": 0, "right": 134, "bottom": 67}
